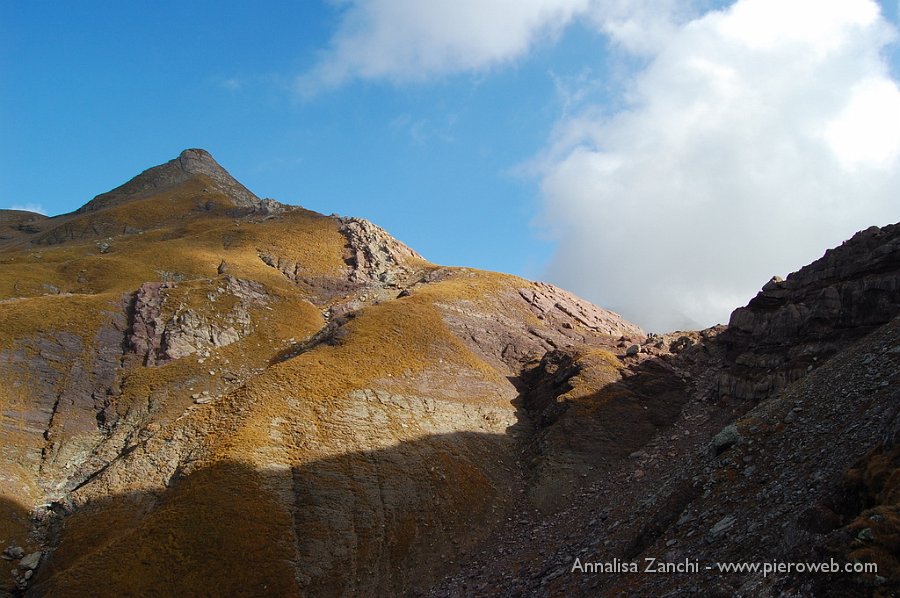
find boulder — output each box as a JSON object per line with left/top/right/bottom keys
{"left": 18, "top": 552, "right": 41, "bottom": 571}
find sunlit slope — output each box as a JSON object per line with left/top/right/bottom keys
{"left": 0, "top": 150, "right": 642, "bottom": 595}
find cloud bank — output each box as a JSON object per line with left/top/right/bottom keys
{"left": 538, "top": 0, "right": 900, "bottom": 331}
{"left": 304, "top": 0, "right": 900, "bottom": 332}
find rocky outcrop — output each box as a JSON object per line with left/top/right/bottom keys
{"left": 258, "top": 215, "right": 423, "bottom": 301}
{"left": 718, "top": 223, "right": 900, "bottom": 403}
{"left": 520, "top": 282, "right": 644, "bottom": 338}
{"left": 431, "top": 309, "right": 899, "bottom": 598}
{"left": 128, "top": 276, "right": 268, "bottom": 365}
{"left": 161, "top": 277, "right": 268, "bottom": 360}
{"left": 128, "top": 282, "right": 171, "bottom": 366}
{"left": 258, "top": 250, "right": 358, "bottom": 301}
{"left": 612, "top": 315, "right": 900, "bottom": 597}
{"left": 161, "top": 308, "right": 242, "bottom": 361}
{"left": 339, "top": 217, "right": 424, "bottom": 285}
{"left": 514, "top": 325, "right": 725, "bottom": 511}
{"left": 431, "top": 278, "right": 643, "bottom": 377}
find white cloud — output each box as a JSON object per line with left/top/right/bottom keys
{"left": 299, "top": 0, "right": 705, "bottom": 94}
{"left": 717, "top": 0, "right": 880, "bottom": 51}
{"left": 390, "top": 113, "right": 457, "bottom": 146}
{"left": 584, "top": 0, "right": 694, "bottom": 54}
{"left": 824, "top": 77, "right": 900, "bottom": 168}
{"left": 299, "top": 0, "right": 593, "bottom": 93}
{"left": 221, "top": 78, "right": 242, "bottom": 92}
{"left": 537, "top": 0, "right": 900, "bottom": 332}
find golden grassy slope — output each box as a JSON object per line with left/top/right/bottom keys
{"left": 0, "top": 172, "right": 525, "bottom": 594}
{"left": 0, "top": 165, "right": 641, "bottom": 595}
{"left": 0, "top": 183, "right": 348, "bottom": 301}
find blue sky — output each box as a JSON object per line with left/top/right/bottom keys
{"left": 3, "top": 1, "right": 900, "bottom": 331}
{"left": 0, "top": 2, "right": 598, "bottom": 275}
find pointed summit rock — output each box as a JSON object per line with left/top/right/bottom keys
{"left": 77, "top": 148, "right": 261, "bottom": 213}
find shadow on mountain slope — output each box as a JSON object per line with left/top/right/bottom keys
{"left": 23, "top": 340, "right": 716, "bottom": 597}
{"left": 0, "top": 496, "right": 36, "bottom": 596}
{"left": 26, "top": 430, "right": 520, "bottom": 597}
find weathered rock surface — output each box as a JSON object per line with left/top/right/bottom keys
{"left": 339, "top": 216, "right": 425, "bottom": 285}
{"left": 128, "top": 276, "right": 268, "bottom": 365}
{"left": 520, "top": 282, "right": 644, "bottom": 338}
{"left": 160, "top": 276, "right": 268, "bottom": 360}
{"left": 18, "top": 552, "right": 40, "bottom": 571}
{"left": 718, "top": 223, "right": 900, "bottom": 403}
{"left": 3, "top": 545, "right": 24, "bottom": 560}
{"left": 258, "top": 249, "right": 359, "bottom": 302}
{"left": 0, "top": 307, "right": 127, "bottom": 497}
{"left": 433, "top": 276, "right": 643, "bottom": 377}
{"left": 127, "top": 282, "right": 171, "bottom": 366}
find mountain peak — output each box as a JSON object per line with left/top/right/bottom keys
{"left": 76, "top": 148, "right": 261, "bottom": 213}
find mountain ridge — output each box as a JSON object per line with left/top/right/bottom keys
{"left": 0, "top": 150, "right": 896, "bottom": 596}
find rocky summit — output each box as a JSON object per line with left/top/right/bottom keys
{"left": 0, "top": 150, "right": 897, "bottom": 597}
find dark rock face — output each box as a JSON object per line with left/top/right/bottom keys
{"left": 718, "top": 223, "right": 900, "bottom": 402}
{"left": 514, "top": 327, "right": 724, "bottom": 511}
{"left": 430, "top": 268, "right": 900, "bottom": 598}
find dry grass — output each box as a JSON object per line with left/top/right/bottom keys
{"left": 211, "top": 291, "right": 509, "bottom": 466}
{"left": 0, "top": 293, "right": 114, "bottom": 349}
{"left": 40, "top": 463, "right": 299, "bottom": 597}
{"left": 0, "top": 179, "right": 348, "bottom": 303}
{"left": 843, "top": 445, "right": 900, "bottom": 587}
{"left": 414, "top": 267, "right": 516, "bottom": 305}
